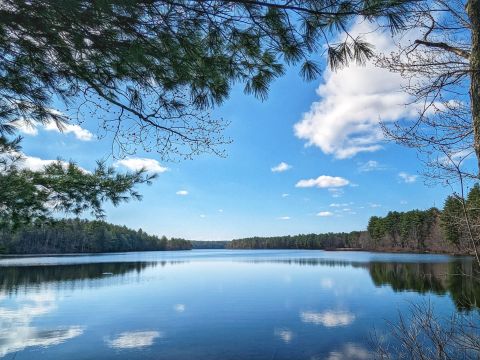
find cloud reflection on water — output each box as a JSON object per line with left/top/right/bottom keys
{"left": 107, "top": 331, "right": 162, "bottom": 349}
{"left": 0, "top": 292, "right": 84, "bottom": 358}
{"left": 300, "top": 310, "right": 355, "bottom": 327}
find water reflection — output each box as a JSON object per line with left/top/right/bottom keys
{"left": 0, "top": 292, "right": 84, "bottom": 357}
{"left": 0, "top": 261, "right": 183, "bottom": 294}
{"left": 248, "top": 257, "right": 480, "bottom": 311}
{"left": 300, "top": 310, "right": 356, "bottom": 327}
{"left": 107, "top": 331, "right": 162, "bottom": 349}
{"left": 324, "top": 343, "right": 371, "bottom": 360}
{"left": 274, "top": 328, "right": 294, "bottom": 343}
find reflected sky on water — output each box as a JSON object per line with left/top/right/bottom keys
{"left": 0, "top": 250, "right": 477, "bottom": 359}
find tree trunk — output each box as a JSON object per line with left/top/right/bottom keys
{"left": 467, "top": 0, "right": 480, "bottom": 174}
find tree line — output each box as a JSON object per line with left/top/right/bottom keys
{"left": 0, "top": 218, "right": 191, "bottom": 254}
{"left": 227, "top": 231, "right": 367, "bottom": 250}
{"left": 228, "top": 185, "right": 480, "bottom": 255}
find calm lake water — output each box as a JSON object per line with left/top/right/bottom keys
{"left": 0, "top": 249, "right": 478, "bottom": 359}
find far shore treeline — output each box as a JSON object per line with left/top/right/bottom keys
{"left": 0, "top": 219, "right": 191, "bottom": 254}
{"left": 1, "top": 185, "right": 479, "bottom": 255}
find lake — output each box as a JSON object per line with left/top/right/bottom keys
{"left": 0, "top": 249, "right": 478, "bottom": 359}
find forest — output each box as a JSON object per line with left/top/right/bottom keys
{"left": 0, "top": 219, "right": 191, "bottom": 254}
{"left": 228, "top": 186, "right": 480, "bottom": 255}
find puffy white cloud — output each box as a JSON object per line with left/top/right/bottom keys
{"left": 398, "top": 172, "right": 418, "bottom": 183}
{"left": 21, "top": 155, "right": 64, "bottom": 172}
{"left": 176, "top": 190, "right": 189, "bottom": 196}
{"left": 294, "top": 22, "right": 421, "bottom": 159}
{"left": 300, "top": 310, "right": 355, "bottom": 327}
{"left": 296, "top": 175, "right": 349, "bottom": 188}
{"left": 271, "top": 162, "right": 292, "bottom": 172}
{"left": 44, "top": 122, "right": 93, "bottom": 141}
{"left": 107, "top": 331, "right": 162, "bottom": 349}
{"left": 317, "top": 211, "right": 333, "bottom": 217}
{"left": 115, "top": 157, "right": 168, "bottom": 173}
{"left": 10, "top": 119, "right": 39, "bottom": 135}
{"left": 12, "top": 119, "right": 93, "bottom": 141}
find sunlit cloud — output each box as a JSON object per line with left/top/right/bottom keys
{"left": 274, "top": 328, "right": 294, "bottom": 343}
{"left": 300, "top": 310, "right": 355, "bottom": 327}
{"left": 398, "top": 172, "right": 418, "bottom": 183}
{"left": 296, "top": 176, "right": 349, "bottom": 189}
{"left": 271, "top": 162, "right": 292, "bottom": 172}
{"left": 107, "top": 331, "right": 162, "bottom": 349}
{"left": 316, "top": 211, "right": 333, "bottom": 217}
{"left": 294, "top": 22, "right": 422, "bottom": 159}
{"left": 176, "top": 190, "right": 189, "bottom": 196}
{"left": 115, "top": 157, "right": 168, "bottom": 173}
{"left": 12, "top": 119, "right": 93, "bottom": 141}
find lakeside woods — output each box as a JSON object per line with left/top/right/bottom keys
{"left": 0, "top": 219, "right": 191, "bottom": 254}
{"left": 1, "top": 186, "right": 479, "bottom": 255}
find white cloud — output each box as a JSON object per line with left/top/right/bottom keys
{"left": 174, "top": 304, "right": 186, "bottom": 313}
{"left": 296, "top": 175, "right": 349, "bottom": 188}
{"left": 271, "top": 162, "right": 292, "bottom": 172}
{"left": 278, "top": 216, "right": 291, "bottom": 220}
{"left": 176, "top": 190, "right": 189, "bottom": 196}
{"left": 328, "top": 188, "right": 344, "bottom": 198}
{"left": 199, "top": 214, "right": 206, "bottom": 218}
{"left": 107, "top": 331, "right": 162, "bottom": 349}
{"left": 5, "top": 153, "right": 89, "bottom": 173}
{"left": 398, "top": 172, "right": 418, "bottom": 183}
{"left": 12, "top": 119, "right": 93, "bottom": 141}
{"left": 300, "top": 310, "right": 355, "bottom": 327}
{"left": 330, "top": 202, "right": 353, "bottom": 207}
{"left": 115, "top": 157, "right": 168, "bottom": 173}
{"left": 218, "top": 209, "right": 224, "bottom": 213}
{"left": 11, "top": 119, "right": 39, "bottom": 135}
{"left": 358, "top": 160, "right": 386, "bottom": 172}
{"left": 369, "top": 203, "right": 382, "bottom": 208}
{"left": 21, "top": 155, "right": 65, "bottom": 172}
{"left": 317, "top": 211, "right": 333, "bottom": 217}
{"left": 294, "top": 22, "right": 421, "bottom": 159}
{"left": 44, "top": 122, "right": 93, "bottom": 141}
{"left": 281, "top": 193, "right": 290, "bottom": 198}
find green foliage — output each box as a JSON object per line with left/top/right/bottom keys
{"left": 227, "top": 231, "right": 364, "bottom": 250}
{"left": 0, "top": 0, "right": 411, "bottom": 159}
{"left": 441, "top": 195, "right": 464, "bottom": 245}
{"left": 0, "top": 157, "right": 155, "bottom": 230}
{"left": 368, "top": 208, "right": 439, "bottom": 250}
{"left": 0, "top": 218, "right": 191, "bottom": 254}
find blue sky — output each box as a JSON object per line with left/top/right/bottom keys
{"left": 15, "top": 23, "right": 456, "bottom": 240}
